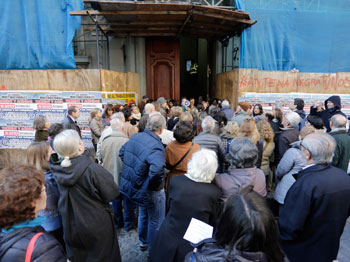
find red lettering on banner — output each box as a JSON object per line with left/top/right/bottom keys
{"left": 37, "top": 104, "right": 53, "bottom": 109}
{"left": 67, "top": 104, "right": 82, "bottom": 109}
{"left": 239, "top": 75, "right": 247, "bottom": 88}
{"left": 4, "top": 131, "right": 19, "bottom": 136}
{"left": 338, "top": 79, "right": 345, "bottom": 87}
{"left": 0, "top": 104, "right": 15, "bottom": 109}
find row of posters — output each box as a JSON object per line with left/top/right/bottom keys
{"left": 0, "top": 91, "right": 137, "bottom": 149}
{"left": 238, "top": 92, "right": 350, "bottom": 115}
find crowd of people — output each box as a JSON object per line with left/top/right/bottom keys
{"left": 1, "top": 94, "right": 350, "bottom": 262}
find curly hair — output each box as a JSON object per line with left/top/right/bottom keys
{"left": 256, "top": 120, "right": 274, "bottom": 143}
{"left": 222, "top": 121, "right": 239, "bottom": 137}
{"left": 237, "top": 118, "right": 260, "bottom": 144}
{"left": 0, "top": 165, "right": 45, "bottom": 229}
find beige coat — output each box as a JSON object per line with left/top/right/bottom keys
{"left": 101, "top": 131, "right": 129, "bottom": 187}
{"left": 260, "top": 140, "right": 275, "bottom": 177}
{"left": 89, "top": 118, "right": 104, "bottom": 144}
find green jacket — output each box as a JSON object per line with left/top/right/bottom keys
{"left": 330, "top": 129, "right": 350, "bottom": 173}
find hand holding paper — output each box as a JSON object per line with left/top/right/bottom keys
{"left": 183, "top": 218, "right": 213, "bottom": 244}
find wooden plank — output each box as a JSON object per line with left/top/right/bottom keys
{"left": 236, "top": 69, "right": 350, "bottom": 94}
{"left": 84, "top": 26, "right": 181, "bottom": 32}
{"left": 192, "top": 10, "right": 257, "bottom": 25}
{"left": 194, "top": 5, "right": 250, "bottom": 17}
{"left": 107, "top": 32, "right": 177, "bottom": 37}
{"left": 216, "top": 69, "right": 240, "bottom": 108}
{"left": 47, "top": 70, "right": 101, "bottom": 91}
{"left": 70, "top": 10, "right": 188, "bottom": 16}
{"left": 82, "top": 21, "right": 184, "bottom": 26}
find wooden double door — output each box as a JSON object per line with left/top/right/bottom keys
{"left": 146, "top": 39, "right": 180, "bottom": 101}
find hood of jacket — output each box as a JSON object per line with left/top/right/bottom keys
{"left": 189, "top": 238, "right": 268, "bottom": 262}
{"left": 325, "top": 95, "right": 341, "bottom": 110}
{"left": 290, "top": 140, "right": 301, "bottom": 149}
{"left": 49, "top": 150, "right": 91, "bottom": 187}
{"left": 294, "top": 109, "right": 306, "bottom": 119}
{"left": 0, "top": 226, "right": 42, "bottom": 259}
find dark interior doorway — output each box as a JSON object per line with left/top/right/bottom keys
{"left": 180, "top": 37, "right": 212, "bottom": 101}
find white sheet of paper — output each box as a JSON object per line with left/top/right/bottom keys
{"left": 183, "top": 218, "right": 213, "bottom": 244}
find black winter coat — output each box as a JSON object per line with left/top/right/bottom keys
{"left": 310, "top": 95, "right": 346, "bottom": 132}
{"left": 49, "top": 150, "right": 120, "bottom": 262}
{"left": 277, "top": 128, "right": 299, "bottom": 164}
{"left": 0, "top": 226, "right": 66, "bottom": 262}
{"left": 150, "top": 175, "right": 221, "bottom": 262}
{"left": 184, "top": 238, "right": 268, "bottom": 262}
{"left": 279, "top": 164, "right": 350, "bottom": 262}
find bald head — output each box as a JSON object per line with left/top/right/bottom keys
{"left": 144, "top": 103, "right": 155, "bottom": 114}
{"left": 330, "top": 114, "right": 347, "bottom": 129}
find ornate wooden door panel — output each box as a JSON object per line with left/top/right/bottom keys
{"left": 146, "top": 39, "right": 180, "bottom": 101}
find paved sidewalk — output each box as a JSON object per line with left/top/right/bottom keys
{"left": 118, "top": 218, "right": 350, "bottom": 262}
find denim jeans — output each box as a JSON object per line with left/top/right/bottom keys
{"left": 112, "top": 193, "right": 136, "bottom": 231}
{"left": 138, "top": 189, "right": 165, "bottom": 251}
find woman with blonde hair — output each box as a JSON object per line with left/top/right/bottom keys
{"left": 256, "top": 120, "right": 275, "bottom": 191}
{"left": 167, "top": 106, "right": 182, "bottom": 130}
{"left": 26, "top": 141, "right": 63, "bottom": 247}
{"left": 89, "top": 108, "right": 104, "bottom": 152}
{"left": 220, "top": 121, "right": 239, "bottom": 171}
{"left": 179, "top": 111, "right": 194, "bottom": 124}
{"left": 49, "top": 129, "right": 120, "bottom": 262}
{"left": 237, "top": 118, "right": 263, "bottom": 168}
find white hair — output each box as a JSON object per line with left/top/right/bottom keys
{"left": 285, "top": 112, "right": 300, "bottom": 128}
{"left": 331, "top": 114, "right": 347, "bottom": 128}
{"left": 301, "top": 133, "right": 336, "bottom": 164}
{"left": 53, "top": 129, "right": 82, "bottom": 167}
{"left": 110, "top": 118, "right": 124, "bottom": 132}
{"left": 201, "top": 116, "right": 216, "bottom": 133}
{"left": 111, "top": 112, "right": 125, "bottom": 122}
{"left": 144, "top": 103, "right": 155, "bottom": 114}
{"left": 222, "top": 100, "right": 230, "bottom": 107}
{"left": 185, "top": 149, "right": 218, "bottom": 183}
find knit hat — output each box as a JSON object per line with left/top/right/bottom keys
{"left": 238, "top": 102, "right": 250, "bottom": 112}
{"left": 157, "top": 97, "right": 167, "bottom": 105}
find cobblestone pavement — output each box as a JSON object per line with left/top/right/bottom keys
{"left": 118, "top": 229, "right": 148, "bottom": 262}
{"left": 117, "top": 218, "right": 350, "bottom": 262}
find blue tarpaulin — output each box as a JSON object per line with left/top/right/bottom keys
{"left": 0, "top": 0, "right": 83, "bottom": 69}
{"left": 236, "top": 0, "right": 350, "bottom": 73}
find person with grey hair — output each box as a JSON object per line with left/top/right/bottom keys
{"left": 119, "top": 113, "right": 166, "bottom": 252}
{"left": 276, "top": 111, "right": 300, "bottom": 164}
{"left": 221, "top": 99, "right": 234, "bottom": 120}
{"left": 101, "top": 118, "right": 136, "bottom": 231}
{"left": 33, "top": 114, "right": 50, "bottom": 142}
{"left": 329, "top": 114, "right": 350, "bottom": 172}
{"left": 139, "top": 103, "right": 156, "bottom": 132}
{"left": 61, "top": 105, "right": 81, "bottom": 138}
{"left": 49, "top": 129, "right": 121, "bottom": 262}
{"left": 150, "top": 149, "right": 221, "bottom": 262}
{"left": 96, "top": 112, "right": 125, "bottom": 162}
{"left": 193, "top": 116, "right": 226, "bottom": 171}
{"left": 215, "top": 138, "right": 266, "bottom": 203}
{"left": 279, "top": 133, "right": 350, "bottom": 262}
